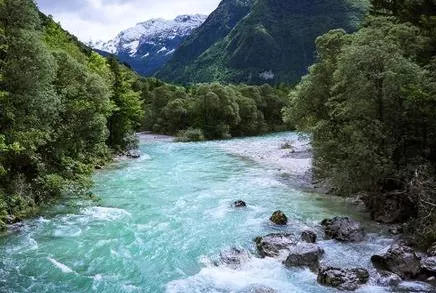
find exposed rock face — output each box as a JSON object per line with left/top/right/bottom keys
{"left": 233, "top": 200, "right": 247, "bottom": 208}
{"left": 371, "top": 242, "right": 422, "bottom": 279}
{"left": 301, "top": 230, "right": 317, "bottom": 243}
{"left": 254, "top": 233, "right": 295, "bottom": 258}
{"left": 321, "top": 217, "right": 365, "bottom": 242}
{"left": 237, "top": 285, "right": 277, "bottom": 293}
{"left": 217, "top": 247, "right": 250, "bottom": 269}
{"left": 270, "top": 211, "right": 288, "bottom": 225}
{"left": 317, "top": 267, "right": 369, "bottom": 291}
{"left": 284, "top": 242, "right": 324, "bottom": 271}
{"left": 421, "top": 256, "right": 436, "bottom": 276}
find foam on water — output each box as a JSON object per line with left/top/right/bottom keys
{"left": 0, "top": 133, "right": 400, "bottom": 293}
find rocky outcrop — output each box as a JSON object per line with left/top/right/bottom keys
{"left": 217, "top": 247, "right": 250, "bottom": 269}
{"left": 317, "top": 267, "right": 369, "bottom": 291}
{"left": 421, "top": 256, "right": 436, "bottom": 276}
{"left": 126, "top": 149, "right": 141, "bottom": 159}
{"left": 254, "top": 233, "right": 295, "bottom": 258}
{"left": 270, "top": 211, "right": 288, "bottom": 225}
{"left": 233, "top": 200, "right": 247, "bottom": 208}
{"left": 301, "top": 230, "right": 317, "bottom": 243}
{"left": 321, "top": 217, "right": 365, "bottom": 242}
{"left": 427, "top": 243, "right": 436, "bottom": 257}
{"left": 371, "top": 242, "right": 421, "bottom": 279}
{"left": 284, "top": 242, "right": 324, "bottom": 271}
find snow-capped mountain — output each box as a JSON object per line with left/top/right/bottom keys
{"left": 88, "top": 14, "right": 207, "bottom": 76}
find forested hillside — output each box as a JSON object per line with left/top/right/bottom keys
{"left": 157, "top": 0, "right": 369, "bottom": 85}
{"left": 285, "top": 0, "right": 436, "bottom": 244}
{"left": 0, "top": 0, "right": 144, "bottom": 227}
{"left": 0, "top": 0, "right": 290, "bottom": 228}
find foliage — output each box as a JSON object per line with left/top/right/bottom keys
{"left": 285, "top": 0, "right": 436, "bottom": 243}
{"left": 0, "top": 0, "right": 146, "bottom": 227}
{"left": 139, "top": 80, "right": 289, "bottom": 140}
{"left": 158, "top": 0, "right": 369, "bottom": 85}
{"left": 175, "top": 128, "right": 205, "bottom": 142}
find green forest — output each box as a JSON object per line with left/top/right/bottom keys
{"left": 0, "top": 0, "right": 289, "bottom": 228}
{"left": 284, "top": 0, "right": 436, "bottom": 245}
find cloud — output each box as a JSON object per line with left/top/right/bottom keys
{"left": 36, "top": 0, "right": 221, "bottom": 41}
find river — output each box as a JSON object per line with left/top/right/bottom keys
{"left": 0, "top": 133, "right": 395, "bottom": 293}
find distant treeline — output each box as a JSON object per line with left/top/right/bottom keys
{"left": 0, "top": 0, "right": 290, "bottom": 227}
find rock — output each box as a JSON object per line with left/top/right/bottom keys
{"left": 5, "top": 215, "right": 21, "bottom": 225}
{"left": 233, "top": 200, "right": 247, "bottom": 208}
{"left": 255, "top": 233, "right": 296, "bottom": 258}
{"left": 395, "top": 280, "right": 436, "bottom": 292}
{"left": 388, "top": 224, "right": 404, "bottom": 235}
{"left": 270, "top": 210, "right": 288, "bottom": 225}
{"left": 427, "top": 243, "right": 436, "bottom": 257}
{"left": 217, "top": 247, "right": 250, "bottom": 269}
{"left": 126, "top": 149, "right": 141, "bottom": 159}
{"left": 371, "top": 242, "right": 422, "bottom": 279}
{"left": 421, "top": 256, "right": 436, "bottom": 276}
{"left": 237, "top": 285, "right": 277, "bottom": 293}
{"left": 284, "top": 242, "right": 324, "bottom": 271}
{"left": 317, "top": 266, "right": 369, "bottom": 291}
{"left": 321, "top": 217, "right": 365, "bottom": 242}
{"left": 376, "top": 270, "right": 402, "bottom": 286}
{"left": 301, "top": 230, "right": 317, "bottom": 243}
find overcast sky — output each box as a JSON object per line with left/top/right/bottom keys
{"left": 36, "top": 0, "right": 221, "bottom": 42}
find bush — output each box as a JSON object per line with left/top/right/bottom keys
{"left": 175, "top": 128, "right": 205, "bottom": 142}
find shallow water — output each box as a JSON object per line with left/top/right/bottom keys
{"left": 0, "top": 133, "right": 395, "bottom": 293}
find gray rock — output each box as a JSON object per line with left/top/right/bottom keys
{"left": 395, "top": 280, "right": 436, "bottom": 292}
{"left": 237, "top": 285, "right": 277, "bottom": 293}
{"left": 284, "top": 242, "right": 324, "bottom": 271}
{"left": 301, "top": 230, "right": 317, "bottom": 243}
{"left": 376, "top": 270, "right": 402, "bottom": 286}
{"left": 255, "top": 233, "right": 296, "bottom": 258}
{"left": 421, "top": 256, "right": 436, "bottom": 276}
{"left": 371, "top": 242, "right": 422, "bottom": 279}
{"left": 217, "top": 247, "right": 250, "bottom": 269}
{"left": 126, "top": 149, "right": 141, "bottom": 159}
{"left": 5, "top": 215, "right": 21, "bottom": 225}
{"left": 321, "top": 217, "right": 365, "bottom": 242}
{"left": 427, "top": 243, "right": 436, "bottom": 257}
{"left": 317, "top": 266, "right": 369, "bottom": 291}
{"left": 234, "top": 200, "right": 247, "bottom": 208}
{"left": 270, "top": 210, "right": 287, "bottom": 225}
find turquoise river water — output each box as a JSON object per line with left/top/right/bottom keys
{"left": 0, "top": 133, "right": 396, "bottom": 293}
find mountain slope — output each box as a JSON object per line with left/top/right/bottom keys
{"left": 89, "top": 15, "right": 206, "bottom": 76}
{"left": 157, "top": 0, "right": 369, "bottom": 84}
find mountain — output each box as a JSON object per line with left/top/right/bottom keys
{"left": 157, "top": 0, "right": 370, "bottom": 85}
{"left": 89, "top": 14, "right": 207, "bottom": 76}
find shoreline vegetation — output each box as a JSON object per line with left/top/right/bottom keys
{"left": 0, "top": 1, "right": 435, "bottom": 289}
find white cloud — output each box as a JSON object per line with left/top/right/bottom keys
{"left": 36, "top": 0, "right": 221, "bottom": 41}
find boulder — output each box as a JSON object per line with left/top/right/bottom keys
{"left": 255, "top": 233, "right": 296, "bottom": 258}
{"left": 376, "top": 270, "right": 402, "bottom": 286}
{"left": 427, "top": 243, "right": 436, "bottom": 257}
{"left": 217, "top": 247, "right": 250, "bottom": 269}
{"left": 126, "top": 149, "right": 141, "bottom": 159}
{"left": 317, "top": 266, "right": 369, "bottom": 291}
{"left": 284, "top": 242, "right": 324, "bottom": 271}
{"left": 371, "top": 242, "right": 421, "bottom": 279}
{"left": 395, "top": 281, "right": 436, "bottom": 292}
{"left": 270, "top": 210, "right": 288, "bottom": 225}
{"left": 421, "top": 256, "right": 436, "bottom": 276}
{"left": 321, "top": 217, "right": 365, "bottom": 242}
{"left": 234, "top": 200, "right": 247, "bottom": 208}
{"left": 5, "top": 215, "right": 21, "bottom": 225}
{"left": 301, "top": 230, "right": 317, "bottom": 243}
